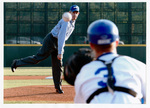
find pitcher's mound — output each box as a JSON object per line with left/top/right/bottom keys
{"left": 4, "top": 85, "right": 75, "bottom": 103}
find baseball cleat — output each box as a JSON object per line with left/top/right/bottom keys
{"left": 56, "top": 88, "right": 64, "bottom": 94}
{"left": 11, "top": 60, "right": 17, "bottom": 72}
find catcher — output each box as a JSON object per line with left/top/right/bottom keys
{"left": 64, "top": 19, "right": 146, "bottom": 104}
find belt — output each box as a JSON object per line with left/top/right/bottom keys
{"left": 50, "top": 33, "right": 57, "bottom": 40}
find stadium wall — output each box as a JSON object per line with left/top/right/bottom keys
{"left": 4, "top": 44, "right": 146, "bottom": 67}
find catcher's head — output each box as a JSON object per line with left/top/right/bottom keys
{"left": 64, "top": 48, "right": 93, "bottom": 86}
{"left": 87, "top": 19, "right": 119, "bottom": 45}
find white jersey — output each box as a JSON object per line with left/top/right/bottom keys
{"left": 74, "top": 52, "right": 146, "bottom": 104}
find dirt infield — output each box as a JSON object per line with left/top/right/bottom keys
{"left": 4, "top": 76, "right": 75, "bottom": 103}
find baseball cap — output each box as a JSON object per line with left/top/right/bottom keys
{"left": 70, "top": 5, "right": 79, "bottom": 12}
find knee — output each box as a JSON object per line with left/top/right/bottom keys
{"left": 31, "top": 55, "right": 41, "bottom": 64}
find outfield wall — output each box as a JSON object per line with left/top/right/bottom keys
{"left": 4, "top": 44, "right": 146, "bottom": 67}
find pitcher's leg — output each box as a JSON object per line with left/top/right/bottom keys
{"left": 11, "top": 33, "right": 54, "bottom": 71}
{"left": 51, "top": 50, "right": 63, "bottom": 93}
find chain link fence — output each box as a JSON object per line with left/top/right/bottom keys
{"left": 4, "top": 2, "right": 146, "bottom": 44}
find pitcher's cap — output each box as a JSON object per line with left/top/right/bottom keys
{"left": 70, "top": 5, "right": 79, "bottom": 12}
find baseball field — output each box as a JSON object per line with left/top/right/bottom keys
{"left": 4, "top": 67, "right": 75, "bottom": 104}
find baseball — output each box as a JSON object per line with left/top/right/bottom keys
{"left": 62, "top": 12, "right": 72, "bottom": 22}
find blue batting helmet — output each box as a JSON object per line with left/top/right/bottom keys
{"left": 87, "top": 19, "right": 119, "bottom": 45}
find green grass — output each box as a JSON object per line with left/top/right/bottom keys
{"left": 4, "top": 80, "right": 52, "bottom": 89}
{"left": 4, "top": 67, "right": 68, "bottom": 89}
{"left": 4, "top": 79, "right": 68, "bottom": 89}
{"left": 4, "top": 67, "right": 53, "bottom": 76}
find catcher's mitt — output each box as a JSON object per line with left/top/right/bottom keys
{"left": 64, "top": 48, "right": 94, "bottom": 86}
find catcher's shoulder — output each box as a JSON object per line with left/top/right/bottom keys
{"left": 118, "top": 55, "right": 145, "bottom": 65}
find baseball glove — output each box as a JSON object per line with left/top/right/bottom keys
{"left": 64, "top": 48, "right": 94, "bottom": 86}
